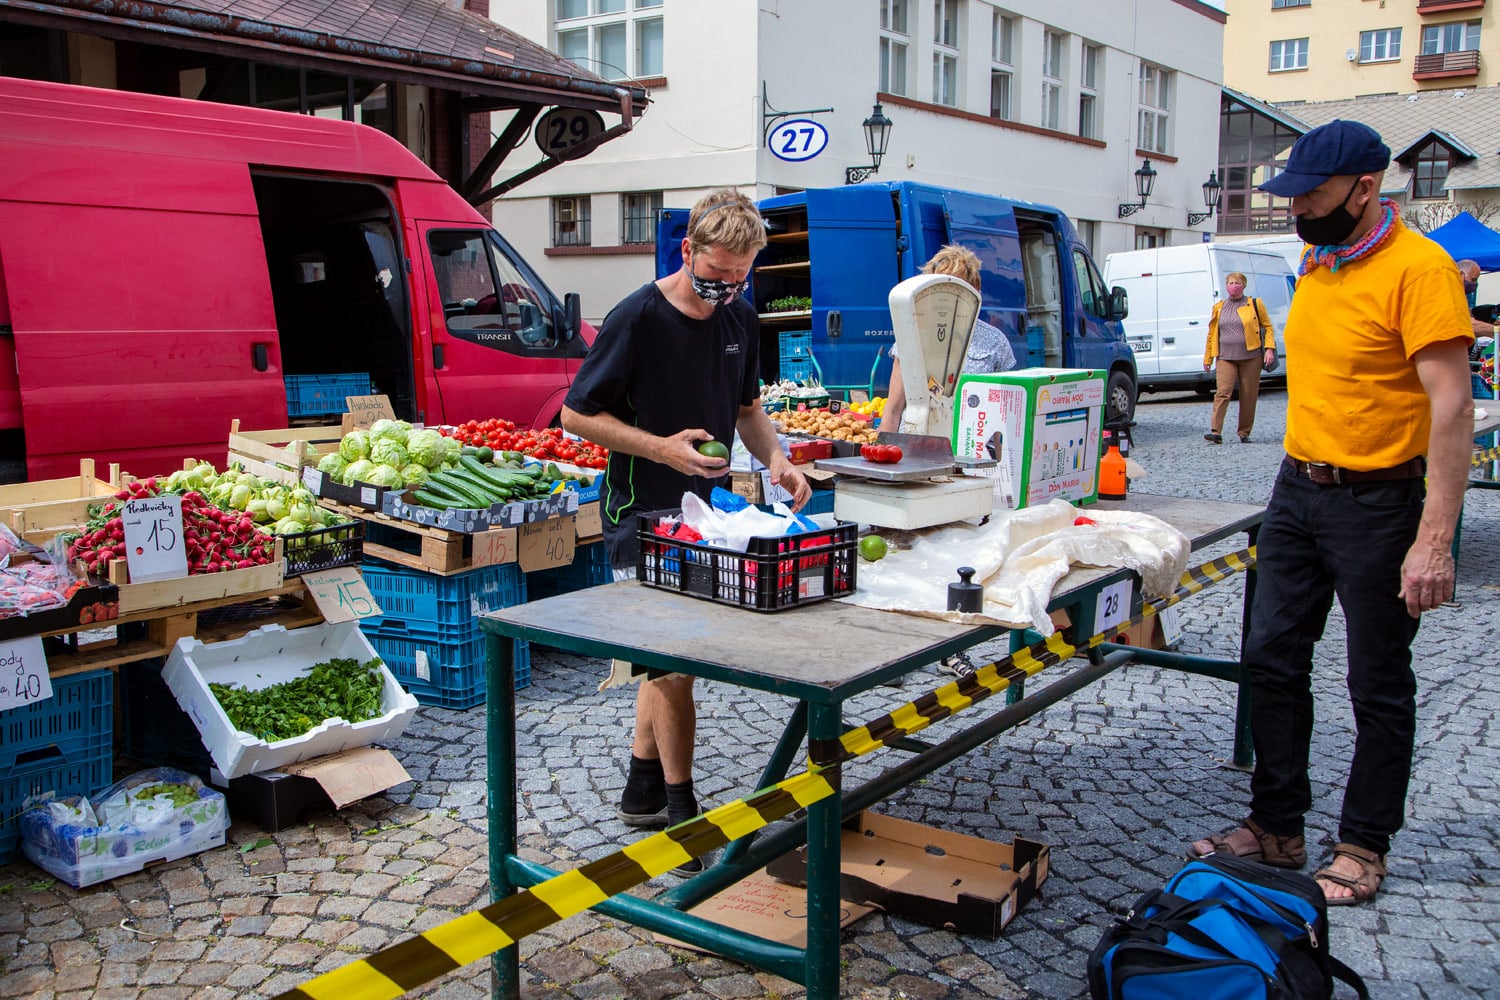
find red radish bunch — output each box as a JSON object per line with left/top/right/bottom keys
{"left": 68, "top": 477, "right": 279, "bottom": 577}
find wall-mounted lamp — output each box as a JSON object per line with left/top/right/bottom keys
{"left": 845, "top": 103, "right": 894, "bottom": 185}
{"left": 1117, "top": 158, "right": 1158, "bottom": 218}
{"left": 1188, "top": 171, "right": 1223, "bottom": 226}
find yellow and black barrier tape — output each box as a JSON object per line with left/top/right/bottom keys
{"left": 1475, "top": 442, "right": 1500, "bottom": 467}
{"left": 275, "top": 545, "right": 1256, "bottom": 1000}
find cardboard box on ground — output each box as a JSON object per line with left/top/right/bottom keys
{"left": 767, "top": 812, "right": 1049, "bottom": 940}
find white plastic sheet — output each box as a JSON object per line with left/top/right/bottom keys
{"left": 841, "top": 498, "right": 1190, "bottom": 635}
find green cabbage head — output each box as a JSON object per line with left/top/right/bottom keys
{"left": 339, "top": 431, "right": 371, "bottom": 463}
{"left": 369, "top": 438, "right": 408, "bottom": 468}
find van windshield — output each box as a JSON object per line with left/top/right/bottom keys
{"left": 429, "top": 230, "right": 557, "bottom": 350}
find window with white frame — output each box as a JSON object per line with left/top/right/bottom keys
{"left": 555, "top": 0, "right": 663, "bottom": 82}
{"left": 1421, "top": 20, "right": 1480, "bottom": 55}
{"left": 1136, "top": 63, "right": 1172, "bottom": 155}
{"left": 552, "top": 196, "right": 591, "bottom": 247}
{"left": 1269, "top": 38, "right": 1309, "bottom": 72}
{"left": 1412, "top": 142, "right": 1451, "bottom": 199}
{"left": 1359, "top": 28, "right": 1401, "bottom": 63}
{"left": 1078, "top": 42, "right": 1100, "bottom": 139}
{"left": 932, "top": 0, "right": 959, "bottom": 106}
{"left": 880, "top": 0, "right": 910, "bottom": 96}
{"left": 621, "top": 191, "right": 662, "bottom": 245}
{"left": 990, "top": 10, "right": 1015, "bottom": 120}
{"left": 1041, "top": 29, "right": 1065, "bottom": 131}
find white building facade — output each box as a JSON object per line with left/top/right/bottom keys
{"left": 490, "top": 0, "right": 1226, "bottom": 323}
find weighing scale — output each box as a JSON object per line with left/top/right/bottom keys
{"left": 815, "top": 274, "right": 996, "bottom": 530}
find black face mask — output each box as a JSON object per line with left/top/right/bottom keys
{"left": 1295, "top": 178, "right": 1365, "bottom": 246}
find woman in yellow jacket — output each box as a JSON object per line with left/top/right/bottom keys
{"left": 1203, "top": 271, "right": 1278, "bottom": 443}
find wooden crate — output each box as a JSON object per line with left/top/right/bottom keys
{"left": 226, "top": 419, "right": 344, "bottom": 486}
{"left": 1, "top": 459, "right": 129, "bottom": 544}
{"left": 321, "top": 500, "right": 516, "bottom": 576}
{"left": 95, "top": 537, "right": 287, "bottom": 615}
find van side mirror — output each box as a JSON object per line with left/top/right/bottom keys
{"left": 563, "top": 292, "right": 582, "bottom": 339}
{"left": 1107, "top": 286, "right": 1129, "bottom": 321}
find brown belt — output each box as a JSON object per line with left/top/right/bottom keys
{"left": 1284, "top": 455, "right": 1426, "bottom": 485}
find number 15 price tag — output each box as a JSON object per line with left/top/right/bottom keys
{"left": 302, "top": 566, "right": 383, "bottom": 624}
{"left": 123, "top": 495, "right": 189, "bottom": 583}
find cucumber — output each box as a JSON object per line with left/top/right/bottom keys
{"left": 426, "top": 472, "right": 495, "bottom": 508}
{"left": 412, "top": 489, "right": 466, "bottom": 510}
{"left": 459, "top": 456, "right": 531, "bottom": 491}
{"left": 443, "top": 468, "right": 513, "bottom": 503}
{"left": 419, "top": 479, "right": 471, "bottom": 504}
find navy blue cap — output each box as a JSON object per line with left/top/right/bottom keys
{"left": 1259, "top": 120, "right": 1391, "bottom": 197}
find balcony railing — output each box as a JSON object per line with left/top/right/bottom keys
{"left": 1413, "top": 50, "right": 1481, "bottom": 77}
{"left": 1417, "top": 0, "right": 1484, "bottom": 13}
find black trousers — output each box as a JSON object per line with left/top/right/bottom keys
{"left": 1245, "top": 459, "right": 1425, "bottom": 856}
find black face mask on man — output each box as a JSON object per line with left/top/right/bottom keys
{"left": 687, "top": 253, "right": 749, "bottom": 307}
{"left": 1295, "top": 178, "right": 1365, "bottom": 246}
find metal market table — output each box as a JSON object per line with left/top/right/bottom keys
{"left": 479, "top": 493, "right": 1264, "bottom": 1000}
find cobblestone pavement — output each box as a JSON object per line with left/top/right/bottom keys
{"left": 4, "top": 389, "right": 1498, "bottom": 1000}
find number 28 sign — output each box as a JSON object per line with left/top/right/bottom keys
{"left": 769, "top": 118, "right": 829, "bottom": 163}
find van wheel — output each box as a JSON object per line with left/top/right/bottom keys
{"left": 0, "top": 459, "right": 25, "bottom": 485}
{"left": 1107, "top": 370, "right": 1137, "bottom": 424}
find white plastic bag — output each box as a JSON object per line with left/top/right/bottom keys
{"left": 679, "top": 491, "right": 795, "bottom": 552}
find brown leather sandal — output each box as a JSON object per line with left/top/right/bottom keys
{"left": 1188, "top": 817, "right": 1307, "bottom": 869}
{"left": 1315, "top": 843, "right": 1386, "bottom": 906}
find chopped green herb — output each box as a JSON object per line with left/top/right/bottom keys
{"left": 210, "top": 657, "right": 386, "bottom": 742}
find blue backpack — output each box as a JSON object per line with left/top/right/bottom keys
{"left": 1087, "top": 854, "right": 1369, "bottom": 1000}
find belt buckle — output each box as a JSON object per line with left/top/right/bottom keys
{"left": 1308, "top": 461, "right": 1341, "bottom": 485}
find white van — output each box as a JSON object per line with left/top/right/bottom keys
{"left": 1102, "top": 244, "right": 1296, "bottom": 395}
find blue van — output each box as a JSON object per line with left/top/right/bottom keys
{"left": 657, "top": 181, "right": 1137, "bottom": 421}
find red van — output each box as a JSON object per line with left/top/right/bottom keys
{"left": 0, "top": 77, "right": 591, "bottom": 481}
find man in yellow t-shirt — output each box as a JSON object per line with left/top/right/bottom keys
{"left": 1188, "top": 120, "right": 1474, "bottom": 908}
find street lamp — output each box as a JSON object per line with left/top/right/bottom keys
{"left": 1188, "top": 171, "right": 1223, "bottom": 226}
{"left": 845, "top": 103, "right": 894, "bottom": 185}
{"left": 1117, "top": 158, "right": 1157, "bottom": 218}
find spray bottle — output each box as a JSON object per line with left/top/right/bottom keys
{"left": 1099, "top": 430, "right": 1127, "bottom": 501}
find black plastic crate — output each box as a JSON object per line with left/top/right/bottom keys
{"left": 283, "top": 520, "right": 365, "bottom": 577}
{"left": 635, "top": 509, "right": 856, "bottom": 612}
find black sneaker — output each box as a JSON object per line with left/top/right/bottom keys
{"left": 616, "top": 802, "right": 668, "bottom": 827}
{"left": 665, "top": 782, "right": 707, "bottom": 877}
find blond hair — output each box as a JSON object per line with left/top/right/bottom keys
{"left": 687, "top": 189, "right": 767, "bottom": 257}
{"left": 922, "top": 245, "right": 982, "bottom": 291}
{"left": 1225, "top": 271, "right": 1249, "bottom": 286}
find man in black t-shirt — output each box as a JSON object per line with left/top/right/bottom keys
{"left": 561, "top": 189, "right": 809, "bottom": 875}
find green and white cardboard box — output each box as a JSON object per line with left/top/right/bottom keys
{"left": 951, "top": 368, "right": 1105, "bottom": 510}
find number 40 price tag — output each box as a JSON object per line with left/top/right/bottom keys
{"left": 302, "top": 567, "right": 383, "bottom": 624}
{"left": 123, "top": 495, "right": 189, "bottom": 583}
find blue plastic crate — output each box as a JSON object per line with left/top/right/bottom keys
{"left": 115, "top": 659, "right": 213, "bottom": 777}
{"left": 0, "top": 670, "right": 112, "bottom": 779}
{"left": 1, "top": 750, "right": 113, "bottom": 864}
{"left": 360, "top": 623, "right": 530, "bottom": 708}
{"left": 1475, "top": 372, "right": 1494, "bottom": 399}
{"left": 359, "top": 559, "right": 526, "bottom": 632}
{"left": 526, "top": 542, "right": 613, "bottom": 602}
{"left": 779, "top": 329, "right": 813, "bottom": 360}
{"left": 780, "top": 357, "right": 818, "bottom": 384}
{"left": 285, "top": 373, "right": 374, "bottom": 417}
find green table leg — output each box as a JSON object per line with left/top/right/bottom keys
{"left": 805, "top": 702, "right": 844, "bottom": 1000}
{"left": 487, "top": 635, "right": 520, "bottom": 999}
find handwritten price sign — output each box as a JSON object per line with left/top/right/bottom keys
{"left": 122, "top": 494, "right": 189, "bottom": 583}
{"left": 0, "top": 635, "right": 52, "bottom": 711}
{"left": 302, "top": 567, "right": 383, "bottom": 624}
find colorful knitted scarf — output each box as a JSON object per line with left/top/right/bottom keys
{"left": 1298, "top": 198, "right": 1399, "bottom": 276}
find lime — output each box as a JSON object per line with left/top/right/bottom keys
{"left": 696, "top": 440, "right": 729, "bottom": 461}
{"left": 858, "top": 534, "right": 888, "bottom": 561}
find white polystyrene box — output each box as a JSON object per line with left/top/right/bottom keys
{"left": 162, "top": 621, "right": 418, "bottom": 779}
